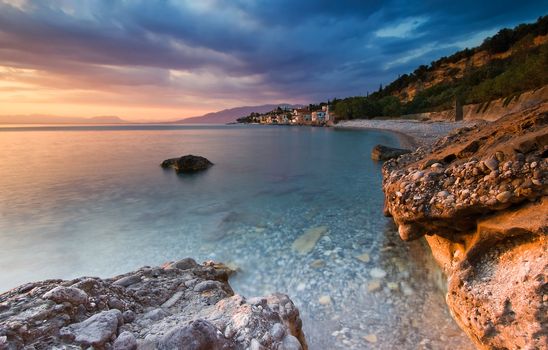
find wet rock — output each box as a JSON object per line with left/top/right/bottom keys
{"left": 291, "top": 226, "right": 328, "bottom": 254}
{"left": 161, "top": 155, "right": 213, "bottom": 173}
{"left": 371, "top": 144, "right": 411, "bottom": 161}
{"left": 42, "top": 286, "right": 88, "bottom": 305}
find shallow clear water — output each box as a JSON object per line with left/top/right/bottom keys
{"left": 0, "top": 124, "right": 472, "bottom": 349}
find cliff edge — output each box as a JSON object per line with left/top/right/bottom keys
{"left": 381, "top": 104, "right": 547, "bottom": 348}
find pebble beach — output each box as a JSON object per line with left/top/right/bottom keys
{"left": 336, "top": 119, "right": 480, "bottom": 148}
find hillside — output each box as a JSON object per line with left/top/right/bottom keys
{"left": 332, "top": 15, "right": 548, "bottom": 119}
{"left": 172, "top": 104, "right": 301, "bottom": 124}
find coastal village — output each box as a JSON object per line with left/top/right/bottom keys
{"left": 238, "top": 105, "right": 335, "bottom": 126}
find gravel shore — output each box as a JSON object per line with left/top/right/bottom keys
{"left": 335, "top": 119, "right": 480, "bottom": 148}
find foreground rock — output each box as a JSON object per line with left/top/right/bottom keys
{"left": 161, "top": 155, "right": 213, "bottom": 173}
{"left": 0, "top": 259, "right": 306, "bottom": 349}
{"left": 371, "top": 144, "right": 411, "bottom": 161}
{"left": 381, "top": 104, "right": 547, "bottom": 349}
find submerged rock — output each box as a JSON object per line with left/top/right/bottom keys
{"left": 161, "top": 154, "right": 213, "bottom": 173}
{"left": 381, "top": 104, "right": 548, "bottom": 349}
{"left": 363, "top": 334, "right": 378, "bottom": 343}
{"left": 0, "top": 259, "right": 307, "bottom": 350}
{"left": 356, "top": 252, "right": 370, "bottom": 263}
{"left": 367, "top": 280, "right": 382, "bottom": 292}
{"left": 291, "top": 226, "right": 328, "bottom": 254}
{"left": 371, "top": 144, "right": 411, "bottom": 161}
{"left": 318, "top": 295, "right": 332, "bottom": 305}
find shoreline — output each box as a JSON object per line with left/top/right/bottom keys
{"left": 334, "top": 119, "right": 480, "bottom": 149}
{"left": 333, "top": 124, "right": 419, "bottom": 149}
{"left": 0, "top": 121, "right": 491, "bottom": 349}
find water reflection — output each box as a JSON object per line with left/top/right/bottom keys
{"left": 0, "top": 125, "right": 471, "bottom": 349}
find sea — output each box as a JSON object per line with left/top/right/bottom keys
{"left": 0, "top": 124, "right": 472, "bottom": 349}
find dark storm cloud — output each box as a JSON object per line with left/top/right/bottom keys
{"left": 0, "top": 0, "right": 546, "bottom": 103}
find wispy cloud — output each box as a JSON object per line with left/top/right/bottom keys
{"left": 0, "top": 0, "right": 545, "bottom": 120}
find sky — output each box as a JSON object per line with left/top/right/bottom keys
{"left": 0, "top": 0, "right": 546, "bottom": 121}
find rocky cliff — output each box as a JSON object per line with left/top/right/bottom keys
{"left": 393, "top": 34, "right": 548, "bottom": 103}
{"left": 408, "top": 85, "right": 548, "bottom": 122}
{"left": 381, "top": 104, "right": 547, "bottom": 348}
{"left": 0, "top": 259, "right": 306, "bottom": 350}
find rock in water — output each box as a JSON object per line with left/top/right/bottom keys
{"left": 369, "top": 267, "right": 387, "bottom": 279}
{"left": 356, "top": 253, "right": 370, "bottom": 263}
{"left": 363, "top": 334, "right": 378, "bottom": 343}
{"left": 161, "top": 154, "right": 213, "bottom": 173}
{"left": 367, "top": 279, "right": 382, "bottom": 292}
{"left": 381, "top": 104, "right": 548, "bottom": 349}
{"left": 371, "top": 144, "right": 411, "bottom": 161}
{"left": 0, "top": 259, "right": 307, "bottom": 350}
{"left": 318, "top": 295, "right": 332, "bottom": 305}
{"left": 291, "top": 226, "right": 328, "bottom": 254}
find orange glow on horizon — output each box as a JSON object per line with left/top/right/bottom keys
{"left": 0, "top": 64, "right": 279, "bottom": 122}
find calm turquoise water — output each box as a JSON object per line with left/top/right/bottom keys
{"left": 0, "top": 125, "right": 472, "bottom": 349}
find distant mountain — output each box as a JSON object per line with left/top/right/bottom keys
{"left": 87, "top": 116, "right": 128, "bottom": 123}
{"left": 172, "top": 104, "right": 302, "bottom": 124}
{"left": 0, "top": 115, "right": 129, "bottom": 124}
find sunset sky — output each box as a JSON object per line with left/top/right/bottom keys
{"left": 0, "top": 0, "right": 545, "bottom": 122}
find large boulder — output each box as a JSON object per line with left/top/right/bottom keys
{"left": 0, "top": 260, "right": 307, "bottom": 350}
{"left": 381, "top": 104, "right": 547, "bottom": 349}
{"left": 42, "top": 286, "right": 88, "bottom": 305}
{"left": 60, "top": 309, "right": 123, "bottom": 347}
{"left": 371, "top": 144, "right": 411, "bottom": 161}
{"left": 161, "top": 155, "right": 213, "bottom": 173}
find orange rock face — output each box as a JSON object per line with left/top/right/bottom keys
{"left": 382, "top": 104, "right": 547, "bottom": 349}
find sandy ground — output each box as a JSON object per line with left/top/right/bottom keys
{"left": 335, "top": 119, "right": 480, "bottom": 148}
